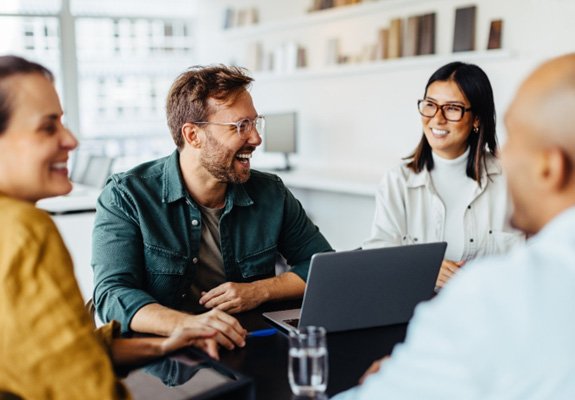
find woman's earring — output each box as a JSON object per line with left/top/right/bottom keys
{"left": 473, "top": 126, "right": 479, "bottom": 133}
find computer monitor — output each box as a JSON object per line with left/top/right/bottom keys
{"left": 263, "top": 112, "right": 297, "bottom": 171}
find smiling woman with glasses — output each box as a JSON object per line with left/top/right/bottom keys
{"left": 364, "top": 61, "right": 525, "bottom": 289}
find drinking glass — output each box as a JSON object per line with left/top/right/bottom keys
{"left": 288, "top": 326, "right": 328, "bottom": 397}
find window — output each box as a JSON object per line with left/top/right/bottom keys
{"left": 0, "top": 0, "right": 197, "bottom": 173}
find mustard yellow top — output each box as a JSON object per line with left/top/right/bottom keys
{"left": 0, "top": 194, "right": 130, "bottom": 399}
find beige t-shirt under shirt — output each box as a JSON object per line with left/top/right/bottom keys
{"left": 184, "top": 204, "right": 227, "bottom": 314}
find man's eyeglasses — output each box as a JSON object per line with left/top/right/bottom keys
{"left": 417, "top": 99, "right": 472, "bottom": 122}
{"left": 192, "top": 116, "right": 265, "bottom": 138}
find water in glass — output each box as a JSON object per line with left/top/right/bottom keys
{"left": 288, "top": 326, "right": 328, "bottom": 396}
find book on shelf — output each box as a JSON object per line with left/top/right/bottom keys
{"left": 418, "top": 12, "right": 436, "bottom": 55}
{"left": 236, "top": 9, "right": 248, "bottom": 27}
{"left": 320, "top": 0, "right": 334, "bottom": 10}
{"left": 487, "top": 19, "right": 503, "bottom": 50}
{"left": 247, "top": 8, "right": 259, "bottom": 25}
{"left": 297, "top": 46, "right": 308, "bottom": 68}
{"left": 453, "top": 5, "right": 477, "bottom": 52}
{"left": 376, "top": 28, "right": 389, "bottom": 60}
{"left": 245, "top": 41, "right": 263, "bottom": 72}
{"left": 403, "top": 15, "right": 420, "bottom": 58}
{"left": 223, "top": 8, "right": 234, "bottom": 30}
{"left": 309, "top": 0, "right": 323, "bottom": 12}
{"left": 387, "top": 18, "right": 403, "bottom": 59}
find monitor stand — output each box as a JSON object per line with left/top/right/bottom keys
{"left": 269, "top": 153, "right": 292, "bottom": 172}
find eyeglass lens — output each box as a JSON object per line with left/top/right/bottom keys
{"left": 419, "top": 101, "right": 464, "bottom": 121}
{"left": 238, "top": 117, "right": 265, "bottom": 136}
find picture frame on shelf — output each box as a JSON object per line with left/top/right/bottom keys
{"left": 453, "top": 5, "right": 477, "bottom": 52}
{"left": 487, "top": 19, "right": 503, "bottom": 50}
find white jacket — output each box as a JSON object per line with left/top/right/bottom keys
{"left": 364, "top": 154, "right": 524, "bottom": 261}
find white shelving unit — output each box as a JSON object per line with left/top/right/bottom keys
{"left": 216, "top": 0, "right": 512, "bottom": 82}
{"left": 221, "top": 0, "right": 443, "bottom": 40}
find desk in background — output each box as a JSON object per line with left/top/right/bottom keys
{"left": 267, "top": 168, "right": 381, "bottom": 251}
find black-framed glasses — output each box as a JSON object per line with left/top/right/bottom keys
{"left": 417, "top": 99, "right": 472, "bottom": 122}
{"left": 192, "top": 116, "right": 265, "bottom": 138}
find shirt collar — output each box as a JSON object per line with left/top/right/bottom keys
{"left": 162, "top": 150, "right": 187, "bottom": 204}
{"left": 161, "top": 150, "right": 254, "bottom": 208}
{"left": 534, "top": 205, "right": 575, "bottom": 244}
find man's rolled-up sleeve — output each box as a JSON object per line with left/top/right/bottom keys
{"left": 277, "top": 183, "right": 333, "bottom": 281}
{"left": 92, "top": 182, "right": 158, "bottom": 334}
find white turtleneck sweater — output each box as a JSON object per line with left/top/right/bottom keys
{"left": 429, "top": 148, "right": 478, "bottom": 261}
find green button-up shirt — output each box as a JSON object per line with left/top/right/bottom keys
{"left": 92, "top": 151, "right": 332, "bottom": 333}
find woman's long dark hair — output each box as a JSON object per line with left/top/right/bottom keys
{"left": 405, "top": 61, "right": 498, "bottom": 185}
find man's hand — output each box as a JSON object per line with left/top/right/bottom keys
{"left": 199, "top": 282, "right": 267, "bottom": 314}
{"left": 436, "top": 259, "right": 465, "bottom": 289}
{"left": 178, "top": 309, "right": 247, "bottom": 351}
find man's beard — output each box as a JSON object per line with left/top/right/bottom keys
{"left": 200, "top": 130, "right": 253, "bottom": 184}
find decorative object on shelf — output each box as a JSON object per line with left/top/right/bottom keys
{"left": 418, "top": 12, "right": 436, "bottom": 55}
{"left": 223, "top": 6, "right": 259, "bottom": 30}
{"left": 326, "top": 37, "right": 341, "bottom": 65}
{"left": 388, "top": 18, "right": 403, "bottom": 59}
{"left": 487, "top": 19, "right": 504, "bottom": 50}
{"left": 247, "top": 42, "right": 307, "bottom": 73}
{"left": 453, "top": 5, "right": 477, "bottom": 52}
{"left": 309, "top": 0, "right": 362, "bottom": 12}
{"left": 245, "top": 41, "right": 263, "bottom": 72}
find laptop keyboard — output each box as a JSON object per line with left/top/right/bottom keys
{"left": 284, "top": 318, "right": 300, "bottom": 328}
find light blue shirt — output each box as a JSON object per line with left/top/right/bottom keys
{"left": 334, "top": 206, "right": 575, "bottom": 399}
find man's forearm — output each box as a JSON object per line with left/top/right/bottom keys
{"left": 252, "top": 271, "right": 306, "bottom": 302}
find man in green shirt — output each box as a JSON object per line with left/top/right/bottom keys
{"left": 92, "top": 65, "right": 333, "bottom": 350}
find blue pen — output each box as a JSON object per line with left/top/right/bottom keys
{"left": 247, "top": 328, "right": 278, "bottom": 337}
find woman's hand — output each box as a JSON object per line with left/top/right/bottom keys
{"left": 359, "top": 356, "right": 390, "bottom": 384}
{"left": 160, "top": 326, "right": 218, "bottom": 359}
{"left": 436, "top": 259, "right": 466, "bottom": 289}
{"left": 111, "top": 326, "right": 218, "bottom": 366}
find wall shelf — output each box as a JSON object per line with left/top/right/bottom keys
{"left": 221, "top": 0, "right": 444, "bottom": 40}
{"left": 252, "top": 49, "right": 512, "bottom": 81}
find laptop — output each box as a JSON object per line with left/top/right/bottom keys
{"left": 263, "top": 242, "right": 446, "bottom": 333}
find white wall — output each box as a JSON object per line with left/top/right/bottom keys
{"left": 194, "top": 0, "right": 575, "bottom": 174}
{"left": 188, "top": 0, "right": 575, "bottom": 249}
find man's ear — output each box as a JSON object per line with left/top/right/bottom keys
{"left": 182, "top": 123, "right": 202, "bottom": 148}
{"left": 541, "top": 147, "right": 571, "bottom": 191}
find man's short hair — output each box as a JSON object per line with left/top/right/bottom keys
{"left": 166, "top": 65, "right": 253, "bottom": 149}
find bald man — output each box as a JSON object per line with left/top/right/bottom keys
{"left": 333, "top": 53, "right": 575, "bottom": 399}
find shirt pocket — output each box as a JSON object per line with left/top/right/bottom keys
{"left": 236, "top": 244, "right": 277, "bottom": 281}
{"left": 488, "top": 231, "right": 524, "bottom": 255}
{"left": 144, "top": 244, "right": 188, "bottom": 304}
